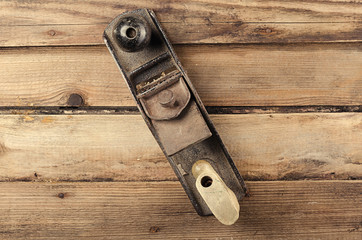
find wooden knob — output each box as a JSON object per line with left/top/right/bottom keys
{"left": 192, "top": 160, "right": 240, "bottom": 225}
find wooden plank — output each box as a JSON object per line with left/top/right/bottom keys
{"left": 0, "top": 181, "right": 361, "bottom": 239}
{"left": 1, "top": 0, "right": 361, "bottom": 46}
{"left": 0, "top": 113, "right": 360, "bottom": 181}
{"left": 0, "top": 44, "right": 361, "bottom": 107}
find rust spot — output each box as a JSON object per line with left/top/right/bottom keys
{"left": 67, "top": 93, "right": 84, "bottom": 106}
{"left": 57, "top": 193, "right": 65, "bottom": 199}
{"left": 149, "top": 226, "right": 160, "bottom": 233}
{"left": 254, "top": 27, "right": 275, "bottom": 35}
{"left": 41, "top": 116, "right": 55, "bottom": 124}
{"left": 22, "top": 115, "right": 34, "bottom": 122}
{"left": 48, "top": 30, "right": 56, "bottom": 36}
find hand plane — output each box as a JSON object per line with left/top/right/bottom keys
{"left": 103, "top": 9, "right": 247, "bottom": 225}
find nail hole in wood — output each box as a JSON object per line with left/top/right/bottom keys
{"left": 58, "top": 193, "right": 65, "bottom": 199}
{"left": 48, "top": 30, "right": 56, "bottom": 36}
{"left": 67, "top": 93, "right": 84, "bottom": 106}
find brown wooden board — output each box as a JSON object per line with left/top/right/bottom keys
{"left": 1, "top": 1, "right": 361, "bottom": 238}
{"left": 1, "top": 0, "right": 361, "bottom": 46}
{"left": 0, "top": 113, "right": 360, "bottom": 182}
{"left": 0, "top": 181, "right": 361, "bottom": 239}
{"left": 0, "top": 44, "right": 361, "bottom": 107}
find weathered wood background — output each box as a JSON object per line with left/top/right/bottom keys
{"left": 0, "top": 0, "right": 361, "bottom": 239}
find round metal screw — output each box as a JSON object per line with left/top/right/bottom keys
{"left": 158, "top": 90, "right": 175, "bottom": 108}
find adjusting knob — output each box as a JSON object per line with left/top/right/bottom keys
{"left": 114, "top": 16, "right": 151, "bottom": 52}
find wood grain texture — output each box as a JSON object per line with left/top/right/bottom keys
{"left": 0, "top": 44, "right": 361, "bottom": 107}
{"left": 0, "top": 181, "right": 361, "bottom": 239}
{"left": 1, "top": 0, "right": 361, "bottom": 46}
{"left": 1, "top": 1, "right": 360, "bottom": 239}
{"left": 0, "top": 113, "right": 360, "bottom": 181}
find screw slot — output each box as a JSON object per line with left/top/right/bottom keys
{"left": 201, "top": 176, "right": 213, "bottom": 188}
{"left": 126, "top": 27, "right": 137, "bottom": 39}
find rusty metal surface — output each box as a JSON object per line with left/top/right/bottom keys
{"left": 104, "top": 8, "right": 247, "bottom": 216}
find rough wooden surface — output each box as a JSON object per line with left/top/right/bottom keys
{"left": 1, "top": 0, "right": 361, "bottom": 46}
{"left": 0, "top": 181, "right": 361, "bottom": 239}
{"left": 1, "top": 1, "right": 361, "bottom": 238}
{"left": 0, "top": 113, "right": 360, "bottom": 182}
{"left": 0, "top": 43, "right": 361, "bottom": 107}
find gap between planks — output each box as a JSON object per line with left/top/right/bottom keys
{"left": 0, "top": 106, "right": 361, "bottom": 115}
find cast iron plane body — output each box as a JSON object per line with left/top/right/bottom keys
{"left": 104, "top": 9, "right": 246, "bottom": 216}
